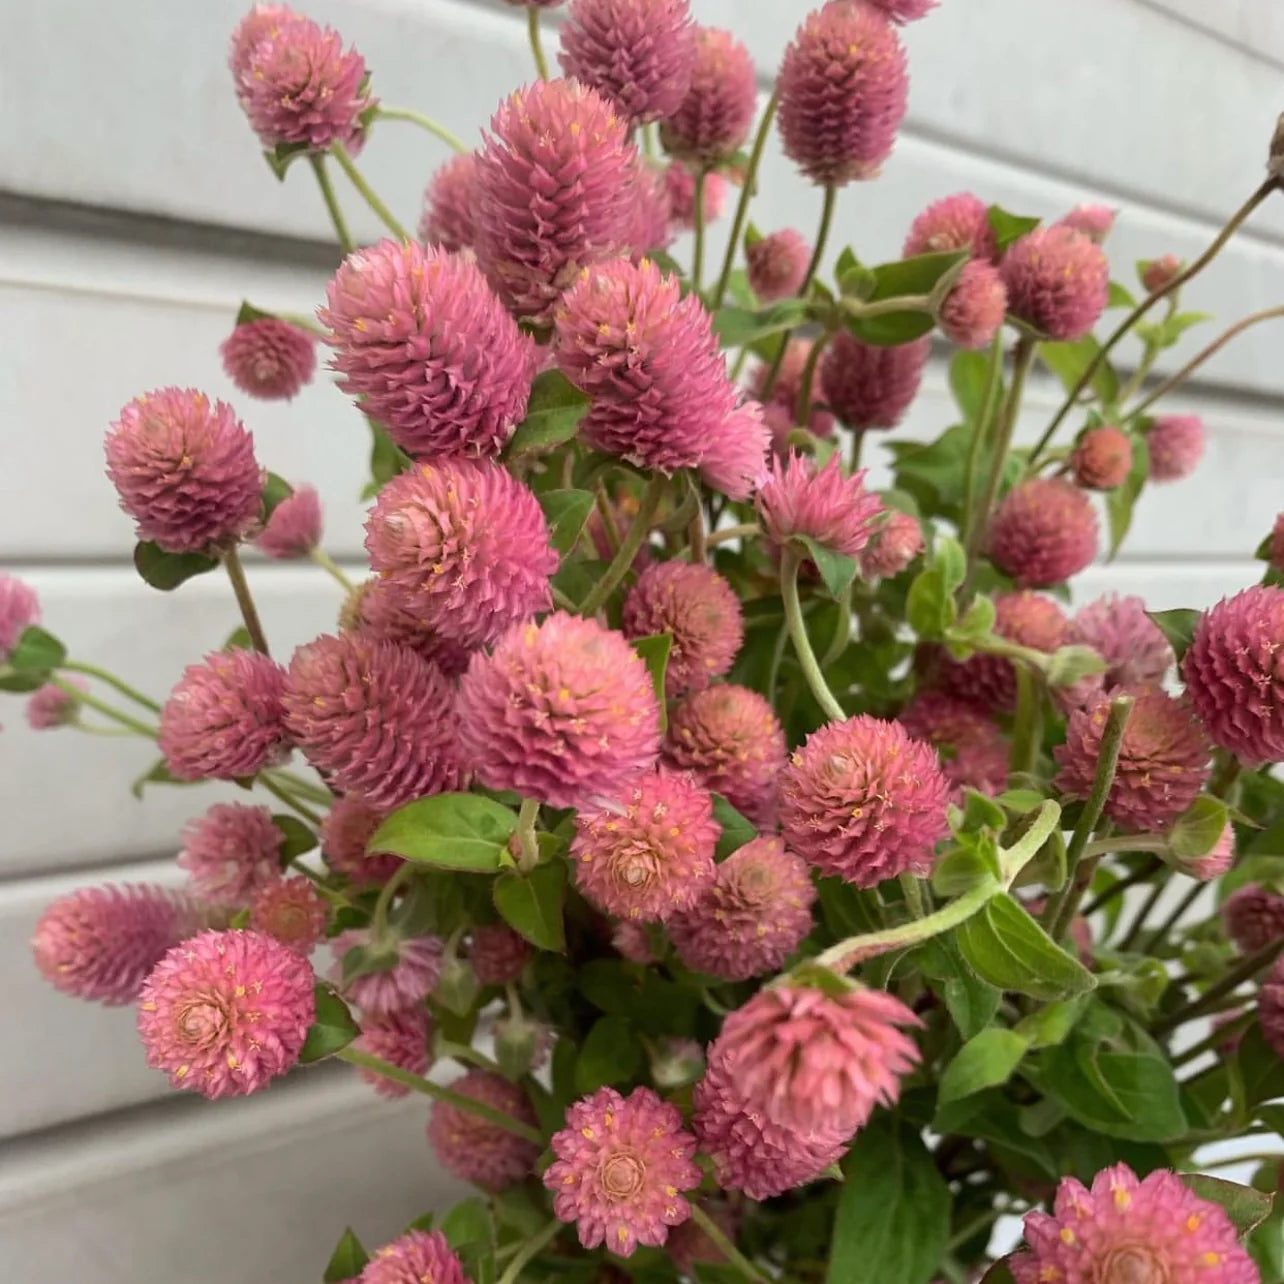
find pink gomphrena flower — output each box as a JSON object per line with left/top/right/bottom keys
{"left": 559, "top": 0, "right": 696, "bottom": 124}
{"left": 899, "top": 690, "right": 1010, "bottom": 799}
{"left": 1140, "top": 253, "right": 1183, "bottom": 294}
{"left": 255, "top": 484, "right": 322, "bottom": 559}
{"left": 710, "top": 982, "right": 921, "bottom": 1136}
{"left": 1067, "top": 593, "right": 1173, "bottom": 691}
{"left": 319, "top": 793, "right": 402, "bottom": 886}
{"left": 330, "top": 930, "right": 444, "bottom": 1017}
{"left": 938, "top": 260, "right": 1007, "bottom": 349}
{"left": 665, "top": 684, "right": 787, "bottom": 828}
{"left": 418, "top": 153, "right": 479, "bottom": 253}
{"left": 105, "top": 388, "right": 262, "bottom": 554}
{"left": 1185, "top": 585, "right": 1284, "bottom": 764}
{"left": 345, "top": 578, "right": 475, "bottom": 678}
{"left": 621, "top": 561, "right": 744, "bottom": 698}
{"left": 820, "top": 332, "right": 930, "bottom": 431}
{"left": 1168, "top": 821, "right": 1235, "bottom": 881}
{"left": 137, "top": 929, "right": 315, "bottom": 1098}
{"left": 1223, "top": 885, "right": 1284, "bottom": 955}
{"left": 358, "top": 1231, "right": 470, "bottom": 1284}
{"left": 570, "top": 767, "right": 719, "bottom": 922}
{"left": 159, "top": 650, "right": 289, "bottom": 782}
{"left": 866, "top": 0, "right": 937, "bottom": 21}
{"left": 660, "top": 27, "right": 757, "bottom": 164}
{"left": 668, "top": 836, "right": 817, "bottom": 981}
{"left": 780, "top": 715, "right": 951, "bottom": 887}
{"left": 1009, "top": 1163, "right": 1257, "bottom": 1284}
{"left": 756, "top": 452, "right": 883, "bottom": 560}
{"left": 1055, "top": 687, "right": 1211, "bottom": 832}
{"left": 26, "top": 678, "right": 85, "bottom": 730}
{"left": 458, "top": 613, "right": 662, "bottom": 809}
{"left": 468, "top": 924, "right": 532, "bottom": 986}
{"left": 544, "top": 1086, "right": 702, "bottom": 1256}
{"left": 662, "top": 162, "right": 729, "bottom": 231}
{"left": 1055, "top": 202, "right": 1118, "bottom": 244}
{"left": 903, "top": 192, "right": 998, "bottom": 262}
{"left": 32, "top": 883, "right": 202, "bottom": 1006}
{"left": 988, "top": 477, "right": 1099, "bottom": 586}
{"left": 228, "top": 5, "right": 294, "bottom": 87}
{"left": 284, "top": 633, "right": 464, "bottom": 811}
{"left": 475, "top": 79, "right": 640, "bottom": 325}
{"left": 697, "top": 398, "right": 773, "bottom": 502}
{"left": 220, "top": 318, "right": 316, "bottom": 402}
{"left": 1001, "top": 225, "right": 1109, "bottom": 341}
{"left": 778, "top": 2, "right": 909, "bottom": 186}
{"left": 428, "top": 1070, "right": 541, "bottom": 1191}
{"left": 630, "top": 163, "right": 675, "bottom": 257}
{"left": 746, "top": 228, "right": 812, "bottom": 303}
{"left": 860, "top": 508, "right": 925, "bottom": 580}
{"left": 322, "top": 241, "right": 536, "bottom": 460}
{"left": 354, "top": 1009, "right": 433, "bottom": 1099}
{"left": 1259, "top": 956, "right": 1284, "bottom": 1059}
{"left": 179, "top": 803, "right": 284, "bottom": 904}
{"left": 1147, "top": 413, "right": 1206, "bottom": 482}
{"left": 753, "top": 340, "right": 837, "bottom": 444}
{"left": 364, "top": 459, "right": 556, "bottom": 648}
{"left": 613, "top": 920, "right": 655, "bottom": 964}
{"left": 1071, "top": 425, "right": 1133, "bottom": 491}
{"left": 0, "top": 574, "right": 40, "bottom": 661}
{"left": 249, "top": 877, "right": 327, "bottom": 955}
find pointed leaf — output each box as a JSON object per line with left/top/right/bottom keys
{"left": 494, "top": 861, "right": 566, "bottom": 952}
{"left": 8, "top": 625, "right": 67, "bottom": 671}
{"left": 631, "top": 633, "right": 672, "bottom": 730}
{"left": 323, "top": 1228, "right": 369, "bottom": 1283}
{"left": 133, "top": 541, "right": 219, "bottom": 592}
{"left": 235, "top": 300, "right": 275, "bottom": 326}
{"left": 986, "top": 205, "right": 1041, "bottom": 250}
{"left": 1181, "top": 1176, "right": 1274, "bottom": 1236}
{"left": 1148, "top": 607, "right": 1201, "bottom": 663}
{"left": 937, "top": 1027, "right": 1030, "bottom": 1107}
{"left": 261, "top": 471, "right": 293, "bottom": 520}
{"left": 538, "top": 489, "right": 595, "bottom": 556}
{"left": 792, "top": 535, "right": 858, "bottom": 599}
{"left": 299, "top": 985, "right": 359, "bottom": 1063}
{"left": 369, "top": 794, "right": 517, "bottom": 872}
{"left": 1105, "top": 435, "right": 1149, "bottom": 559}
{"left": 712, "top": 794, "right": 757, "bottom": 859}
{"left": 507, "top": 370, "right": 590, "bottom": 456}
{"left": 272, "top": 813, "right": 319, "bottom": 864}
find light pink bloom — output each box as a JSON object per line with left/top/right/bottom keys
{"left": 26, "top": 679, "right": 84, "bottom": 730}
{"left": 746, "top": 228, "right": 812, "bottom": 303}
{"left": 419, "top": 153, "right": 479, "bottom": 252}
{"left": 179, "top": 803, "right": 284, "bottom": 904}
{"left": 859, "top": 509, "right": 925, "bottom": 580}
{"left": 359, "top": 1230, "right": 469, "bottom": 1284}
{"left": 988, "top": 477, "right": 1099, "bottom": 586}
{"left": 903, "top": 192, "right": 997, "bottom": 262}
{"left": 939, "top": 259, "right": 1007, "bottom": 349}
{"left": 899, "top": 690, "right": 1010, "bottom": 799}
{"left": 0, "top": 574, "right": 40, "bottom": 662}
{"left": 428, "top": 1070, "right": 541, "bottom": 1191}
{"left": 1001, "top": 225, "right": 1109, "bottom": 341}
{"left": 319, "top": 793, "right": 401, "bottom": 886}
{"left": 1056, "top": 203, "right": 1117, "bottom": 244}
{"left": 662, "top": 162, "right": 728, "bottom": 231}
{"left": 660, "top": 27, "right": 757, "bottom": 164}
{"left": 756, "top": 452, "right": 882, "bottom": 560}
{"left": 330, "top": 930, "right": 443, "bottom": 1017}
{"left": 1147, "top": 414, "right": 1205, "bottom": 482}
{"left": 255, "top": 484, "right": 322, "bottom": 559}
{"left": 220, "top": 318, "right": 316, "bottom": 401}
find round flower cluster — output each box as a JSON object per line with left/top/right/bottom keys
{"left": 428, "top": 1070, "right": 541, "bottom": 1191}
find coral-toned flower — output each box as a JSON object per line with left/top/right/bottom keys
{"left": 665, "top": 684, "right": 787, "bottom": 827}
{"left": 866, "top": 0, "right": 937, "bottom": 22}
{"left": 756, "top": 452, "right": 882, "bottom": 559}
{"left": 1072, "top": 425, "right": 1133, "bottom": 491}
{"left": 899, "top": 690, "right": 1010, "bottom": 797}
{"left": 322, "top": 240, "right": 536, "bottom": 460}
{"left": 330, "top": 930, "right": 443, "bottom": 1016}
{"left": 364, "top": 459, "right": 555, "bottom": 648}
{"left": 249, "top": 878, "right": 327, "bottom": 954}
{"left": 1147, "top": 414, "right": 1205, "bottom": 482}
{"left": 428, "top": 1070, "right": 541, "bottom": 1191}
{"left": 668, "top": 837, "right": 816, "bottom": 980}
{"left": 860, "top": 509, "right": 925, "bottom": 580}
{"left": 159, "top": 650, "right": 289, "bottom": 782}
{"left": 469, "top": 924, "right": 532, "bottom": 986}
{"left": 137, "top": 929, "right": 315, "bottom": 1098}
{"left": 1010, "top": 1163, "right": 1257, "bottom": 1284}
{"left": 903, "top": 192, "right": 997, "bottom": 262}
{"left": 359, "top": 1231, "right": 470, "bottom": 1284}
{"left": 939, "top": 260, "right": 1007, "bottom": 349}
{"left": 559, "top": 0, "right": 695, "bottom": 124}
{"left": 1001, "top": 225, "right": 1109, "bottom": 341}
{"left": 475, "top": 79, "right": 640, "bottom": 324}
{"left": 228, "top": 5, "right": 294, "bottom": 85}
{"left": 622, "top": 561, "right": 744, "bottom": 697}
{"left": 1056, "top": 203, "right": 1117, "bottom": 244}
{"left": 697, "top": 398, "right": 772, "bottom": 502}
{"left": 1055, "top": 687, "right": 1210, "bottom": 832}
{"left": 345, "top": 578, "right": 475, "bottom": 678}
{"left": 319, "top": 793, "right": 401, "bottom": 886}
{"left": 459, "top": 613, "right": 662, "bottom": 809}
{"left": 32, "top": 883, "right": 201, "bottom": 1006}
{"left": 354, "top": 1009, "right": 433, "bottom": 1098}
{"left": 220, "top": 318, "right": 316, "bottom": 402}
{"left": 662, "top": 162, "right": 728, "bottom": 230}
{"left": 820, "top": 332, "right": 930, "bottom": 431}
{"left": 988, "top": 477, "right": 1099, "bottom": 586}
{"left": 778, "top": 2, "right": 909, "bottom": 185}
{"left": 1184, "top": 586, "right": 1284, "bottom": 764}
{"left": 544, "top": 1086, "right": 701, "bottom": 1255}
{"left": 1223, "top": 884, "right": 1284, "bottom": 955}
{"left": 105, "top": 388, "right": 262, "bottom": 554}
{"left": 1140, "top": 254, "right": 1183, "bottom": 294}
{"left": 284, "top": 632, "right": 463, "bottom": 810}
{"left": 1259, "top": 956, "right": 1284, "bottom": 1059}
{"left": 754, "top": 340, "right": 837, "bottom": 444}
{"left": 0, "top": 574, "right": 40, "bottom": 662}
{"left": 660, "top": 27, "right": 757, "bottom": 164}
{"left": 179, "top": 803, "right": 284, "bottom": 904}
{"left": 419, "top": 153, "right": 479, "bottom": 252}
{"left": 26, "top": 678, "right": 84, "bottom": 730}
{"left": 255, "top": 484, "right": 322, "bottom": 559}
{"left": 746, "top": 228, "right": 811, "bottom": 303}
{"left": 1066, "top": 593, "right": 1172, "bottom": 691}
{"left": 710, "top": 982, "right": 921, "bottom": 1135}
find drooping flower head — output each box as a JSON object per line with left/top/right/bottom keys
{"left": 105, "top": 388, "right": 262, "bottom": 554}
{"left": 860, "top": 508, "right": 925, "bottom": 580}
{"left": 1147, "top": 413, "right": 1206, "bottom": 482}
{"left": 459, "top": 613, "right": 662, "bottom": 809}
{"left": 903, "top": 192, "right": 998, "bottom": 261}
{"left": 220, "top": 318, "right": 316, "bottom": 402}
{"left": 322, "top": 240, "right": 536, "bottom": 460}
{"left": 159, "top": 650, "right": 289, "bottom": 782}
{"left": 820, "top": 332, "right": 930, "bottom": 430}
{"left": 319, "top": 793, "right": 401, "bottom": 886}
{"left": 1259, "top": 955, "right": 1284, "bottom": 1059}
{"left": 0, "top": 574, "right": 40, "bottom": 662}
{"left": 358, "top": 1231, "right": 470, "bottom": 1284}
{"left": 544, "top": 1085, "right": 701, "bottom": 1256}
{"left": 696, "top": 398, "right": 772, "bottom": 502}
{"left": 249, "top": 877, "right": 328, "bottom": 954}
{"left": 26, "top": 679, "right": 84, "bottom": 730}
{"left": 1140, "top": 253, "right": 1183, "bottom": 294}
{"left": 179, "top": 803, "right": 284, "bottom": 904}
{"left": 662, "top": 162, "right": 728, "bottom": 230}
{"left": 746, "top": 228, "right": 812, "bottom": 303}
{"left": 137, "top": 929, "right": 315, "bottom": 1098}
{"left": 988, "top": 477, "right": 1099, "bottom": 586}
{"left": 1056, "top": 203, "right": 1117, "bottom": 244}
{"left": 330, "top": 930, "right": 444, "bottom": 1016}
{"left": 1223, "top": 884, "right": 1284, "bottom": 955}
{"left": 1067, "top": 593, "right": 1173, "bottom": 691}
{"left": 778, "top": 2, "right": 909, "bottom": 185}
{"left": 899, "top": 690, "right": 1010, "bottom": 798}
{"left": 660, "top": 27, "right": 757, "bottom": 164}
{"left": 419, "top": 153, "right": 480, "bottom": 252}
{"left": 468, "top": 924, "right": 533, "bottom": 986}
{"left": 354, "top": 1009, "right": 433, "bottom": 1099}
{"left": 754, "top": 340, "right": 837, "bottom": 444}
{"left": 255, "top": 484, "right": 322, "bottom": 559}
{"left": 939, "top": 260, "right": 1007, "bottom": 349}
{"left": 428, "top": 1070, "right": 541, "bottom": 1191}
{"left": 756, "top": 452, "right": 883, "bottom": 559}
{"left": 1072, "top": 425, "right": 1133, "bottom": 491}
{"left": 1001, "top": 225, "right": 1109, "bottom": 341}
{"left": 782, "top": 715, "right": 951, "bottom": 886}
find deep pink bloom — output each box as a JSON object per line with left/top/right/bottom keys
{"left": 1001, "top": 225, "right": 1109, "bottom": 341}
{"left": 1010, "top": 1163, "right": 1257, "bottom": 1284}
{"left": 820, "top": 332, "right": 930, "bottom": 430}
{"left": 228, "top": 5, "right": 294, "bottom": 86}
{"left": 26, "top": 678, "right": 84, "bottom": 730}
{"left": 662, "top": 162, "right": 729, "bottom": 230}
{"left": 179, "top": 803, "right": 284, "bottom": 904}
{"left": 220, "top": 318, "right": 316, "bottom": 401}
{"left": 32, "top": 883, "right": 201, "bottom": 1006}
{"left": 1141, "top": 254, "right": 1183, "bottom": 294}
{"left": 1066, "top": 593, "right": 1172, "bottom": 693}
{"left": 1056, "top": 203, "right": 1117, "bottom": 244}
{"left": 988, "top": 477, "right": 1099, "bottom": 586}
{"left": 159, "top": 650, "right": 289, "bottom": 782}
{"left": 860, "top": 509, "right": 924, "bottom": 580}
{"left": 1184, "top": 586, "right": 1284, "bottom": 763}
{"left": 319, "top": 793, "right": 402, "bottom": 886}
{"left": 255, "top": 484, "right": 322, "bottom": 559}
{"left": 1259, "top": 956, "right": 1284, "bottom": 1059}
{"left": 665, "top": 684, "right": 787, "bottom": 827}
{"left": 544, "top": 1085, "right": 701, "bottom": 1256}
{"left": 660, "top": 27, "right": 757, "bottom": 163}
{"left": 354, "top": 1009, "right": 433, "bottom": 1098}
{"left": 475, "top": 79, "right": 640, "bottom": 324}
{"left": 1225, "top": 885, "right": 1284, "bottom": 954}
{"left": 571, "top": 767, "right": 718, "bottom": 921}
{"left": 1148, "top": 414, "right": 1206, "bottom": 482}
{"left": 903, "top": 192, "right": 997, "bottom": 262}
{"left": 668, "top": 836, "right": 816, "bottom": 980}
{"left": 1072, "top": 425, "right": 1133, "bottom": 491}
{"left": 756, "top": 452, "right": 882, "bottom": 559}
{"left": 899, "top": 690, "right": 1010, "bottom": 798}
{"left": 559, "top": 0, "right": 695, "bottom": 124}
{"left": 105, "top": 388, "right": 262, "bottom": 554}
{"left": 754, "top": 340, "right": 837, "bottom": 444}
{"left": 778, "top": 3, "right": 909, "bottom": 185}
{"left": 322, "top": 240, "right": 536, "bottom": 459}
{"left": 696, "top": 398, "right": 772, "bottom": 501}
{"left": 428, "top": 1070, "right": 541, "bottom": 1191}
{"left": 249, "top": 878, "right": 327, "bottom": 955}
{"left": 0, "top": 574, "right": 40, "bottom": 662}
{"left": 358, "top": 1230, "right": 469, "bottom": 1284}
{"left": 710, "top": 983, "right": 921, "bottom": 1135}
{"left": 345, "top": 578, "right": 475, "bottom": 678}
{"left": 364, "top": 459, "right": 555, "bottom": 648}
{"left": 468, "top": 924, "right": 533, "bottom": 986}
{"left": 458, "top": 613, "right": 662, "bottom": 809}
{"left": 746, "top": 228, "right": 812, "bottom": 303}
{"left": 622, "top": 561, "right": 744, "bottom": 697}
{"left": 939, "top": 260, "right": 1007, "bottom": 348}
{"left": 330, "top": 930, "right": 443, "bottom": 1017}
{"left": 419, "top": 153, "right": 479, "bottom": 252}
{"left": 137, "top": 929, "right": 315, "bottom": 1098}
{"left": 283, "top": 632, "right": 464, "bottom": 810}
{"left": 866, "top": 0, "right": 937, "bottom": 22}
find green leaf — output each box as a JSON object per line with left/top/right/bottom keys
{"left": 440, "top": 1197, "right": 493, "bottom": 1253}
{"left": 938, "top": 1028, "right": 1030, "bottom": 1107}
{"left": 1038, "top": 335, "right": 1119, "bottom": 405}
{"left": 261, "top": 471, "right": 293, "bottom": 520}
{"left": 263, "top": 140, "right": 309, "bottom": 180}
{"left": 0, "top": 670, "right": 46, "bottom": 693}
{"left": 631, "top": 633, "right": 672, "bottom": 730}
{"left": 8, "top": 625, "right": 67, "bottom": 671}
{"left": 298, "top": 985, "right": 359, "bottom": 1063}
{"left": 130, "top": 757, "right": 193, "bottom": 799}
{"left": 712, "top": 298, "right": 811, "bottom": 348}
{"left": 1237, "top": 1024, "right": 1284, "bottom": 1110}
{"left": 340, "top": 942, "right": 400, "bottom": 985}
{"left": 1181, "top": 1175, "right": 1274, "bottom": 1236}
{"left": 537, "top": 488, "right": 595, "bottom": 556}
{"left": 981, "top": 1262, "right": 1017, "bottom": 1284}
{"left": 1147, "top": 607, "right": 1201, "bottom": 663}
{"left": 223, "top": 625, "right": 253, "bottom": 652}
{"left": 1107, "top": 281, "right": 1137, "bottom": 310}
{"left": 935, "top": 536, "right": 967, "bottom": 594}
{"left": 133, "top": 541, "right": 219, "bottom": 592}
{"left": 792, "top": 535, "right": 858, "bottom": 599}
{"left": 712, "top": 794, "right": 757, "bottom": 859}
{"left": 364, "top": 417, "right": 410, "bottom": 497}
{"left": 507, "top": 370, "right": 590, "bottom": 456}
{"left": 868, "top": 249, "right": 970, "bottom": 301}
{"left": 847, "top": 309, "right": 936, "bottom": 346}
{"left": 843, "top": 250, "right": 968, "bottom": 346}
{"left": 1170, "top": 795, "right": 1229, "bottom": 860}
{"left": 494, "top": 861, "right": 566, "bottom": 952}
{"left": 272, "top": 813, "right": 318, "bottom": 864}
{"left": 955, "top": 595, "right": 997, "bottom": 640}
{"left": 986, "top": 205, "right": 1041, "bottom": 251}
{"left": 1045, "top": 644, "right": 1108, "bottom": 688}
{"left": 1105, "top": 435, "right": 1149, "bottom": 559}
{"left": 575, "top": 1016, "right": 645, "bottom": 1095}
{"left": 322, "top": 1228, "right": 369, "bottom": 1283}
{"left": 1014, "top": 996, "right": 1089, "bottom": 1049}
{"left": 1136, "top": 310, "right": 1214, "bottom": 350}
{"left": 949, "top": 349, "right": 991, "bottom": 425}
{"left": 890, "top": 423, "right": 972, "bottom": 519}
{"left": 838, "top": 262, "right": 877, "bottom": 301}
{"left": 906, "top": 567, "right": 957, "bottom": 640}
{"left": 235, "top": 300, "right": 275, "bottom": 326}
{"left": 369, "top": 794, "right": 517, "bottom": 872}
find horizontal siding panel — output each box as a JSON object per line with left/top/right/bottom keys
{"left": 1137, "top": 0, "right": 1284, "bottom": 66}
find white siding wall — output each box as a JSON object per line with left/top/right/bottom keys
{"left": 2, "top": 1, "right": 1283, "bottom": 1278}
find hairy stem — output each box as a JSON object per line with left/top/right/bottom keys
{"left": 688, "top": 1204, "right": 770, "bottom": 1284}
{"left": 330, "top": 142, "right": 411, "bottom": 242}
{"left": 310, "top": 547, "right": 355, "bottom": 591}
{"left": 1080, "top": 855, "right": 1162, "bottom": 918}
{"left": 50, "top": 677, "right": 157, "bottom": 739}
{"left": 223, "top": 547, "right": 270, "bottom": 655}
{"left": 309, "top": 155, "right": 355, "bottom": 254}
{"left": 960, "top": 332, "right": 1006, "bottom": 576}
{"left": 578, "top": 474, "right": 666, "bottom": 615}
{"left": 61, "top": 660, "right": 161, "bottom": 712}
{"left": 526, "top": 4, "right": 550, "bottom": 79}
{"left": 712, "top": 91, "right": 780, "bottom": 309}
{"left": 514, "top": 797, "right": 541, "bottom": 874}
{"left": 780, "top": 546, "right": 845, "bottom": 722}
{"left": 795, "top": 329, "right": 833, "bottom": 427}
{"left": 1155, "top": 938, "right": 1284, "bottom": 1036}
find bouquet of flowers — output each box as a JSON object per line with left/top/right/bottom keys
{"left": 11, "top": 0, "right": 1284, "bottom": 1279}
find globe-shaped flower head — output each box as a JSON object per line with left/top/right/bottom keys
{"left": 428, "top": 1070, "right": 541, "bottom": 1191}
{"left": 419, "top": 153, "right": 479, "bottom": 252}
{"left": 1147, "top": 413, "right": 1205, "bottom": 482}
{"left": 1067, "top": 593, "right": 1172, "bottom": 691}
{"left": 1001, "top": 225, "right": 1109, "bottom": 340}
{"left": 0, "top": 574, "right": 40, "bottom": 662}
{"left": 178, "top": 802, "right": 284, "bottom": 904}
{"left": 255, "top": 484, "right": 322, "bottom": 559}
{"left": 468, "top": 925, "right": 532, "bottom": 986}
{"left": 1258, "top": 956, "right": 1284, "bottom": 1059}
{"left": 1072, "top": 425, "right": 1133, "bottom": 491}
{"left": 26, "top": 680, "right": 84, "bottom": 730}
{"left": 330, "top": 930, "right": 444, "bottom": 1017}
{"left": 220, "top": 318, "right": 316, "bottom": 401}
{"left": 228, "top": 5, "right": 294, "bottom": 86}
{"left": 662, "top": 162, "right": 728, "bottom": 230}
{"left": 988, "top": 477, "right": 1099, "bottom": 586}
{"left": 746, "top": 228, "right": 812, "bottom": 303}
{"left": 939, "top": 260, "right": 1007, "bottom": 349}
{"left": 860, "top": 509, "right": 925, "bottom": 580}
{"left": 1056, "top": 203, "right": 1117, "bottom": 244}
{"left": 899, "top": 691, "right": 1010, "bottom": 798}
{"left": 354, "top": 1009, "right": 433, "bottom": 1099}
{"left": 820, "top": 333, "right": 930, "bottom": 430}
{"left": 358, "top": 1231, "right": 470, "bottom": 1284}
{"left": 1141, "top": 254, "right": 1183, "bottom": 294}
{"left": 903, "top": 192, "right": 998, "bottom": 261}
{"left": 660, "top": 27, "right": 757, "bottom": 163}
{"left": 319, "top": 793, "right": 401, "bottom": 886}
{"left": 755, "top": 453, "right": 883, "bottom": 559}
{"left": 1223, "top": 884, "right": 1284, "bottom": 955}
{"left": 249, "top": 878, "right": 328, "bottom": 955}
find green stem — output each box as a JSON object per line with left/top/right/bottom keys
{"left": 309, "top": 155, "right": 355, "bottom": 254}
{"left": 706, "top": 523, "right": 759, "bottom": 548}
{"left": 1009, "top": 666, "right": 1043, "bottom": 779}
{"left": 1173, "top": 1013, "right": 1255, "bottom": 1068}
{"left": 1155, "top": 938, "right": 1284, "bottom": 1036}
{"left": 438, "top": 1039, "right": 503, "bottom": 1075}
{"left": 1143, "top": 878, "right": 1206, "bottom": 954}
{"left": 61, "top": 660, "right": 161, "bottom": 713}
{"left": 946, "top": 1202, "right": 1009, "bottom": 1253}
{"left": 496, "top": 1220, "right": 561, "bottom": 1284}
{"left": 271, "top": 769, "right": 333, "bottom": 806}
{"left": 514, "top": 797, "right": 541, "bottom": 874}
{"left": 712, "top": 91, "right": 779, "bottom": 309}
{"left": 1116, "top": 876, "right": 1168, "bottom": 952}
{"left": 779, "top": 547, "right": 845, "bottom": 722}
{"left": 310, "top": 547, "right": 355, "bottom": 591}
{"left": 1080, "top": 855, "right": 1162, "bottom": 917}
{"left": 821, "top": 583, "right": 853, "bottom": 667}
{"left": 795, "top": 329, "right": 833, "bottom": 427}
{"left": 960, "top": 332, "right": 1005, "bottom": 575}
{"left": 50, "top": 677, "right": 157, "bottom": 738}
{"left": 692, "top": 167, "right": 709, "bottom": 292}
{"left": 578, "top": 475, "right": 666, "bottom": 615}
{"left": 688, "top": 1205, "right": 770, "bottom": 1284}
{"left": 330, "top": 142, "right": 411, "bottom": 242}
{"left": 223, "top": 546, "right": 270, "bottom": 655}
{"left": 526, "top": 4, "right": 550, "bottom": 79}
{"left": 900, "top": 873, "right": 926, "bottom": 920}
{"left": 371, "top": 861, "right": 416, "bottom": 939}
{"left": 1115, "top": 295, "right": 1174, "bottom": 405}
{"left": 258, "top": 773, "right": 323, "bottom": 826}
{"left": 375, "top": 105, "right": 468, "bottom": 155}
